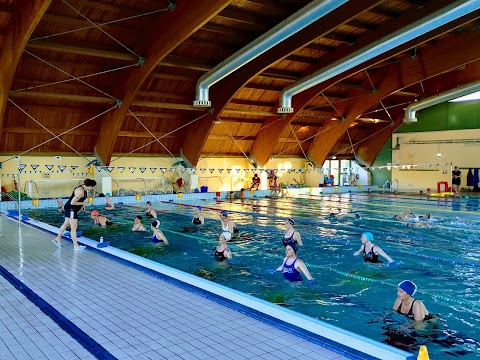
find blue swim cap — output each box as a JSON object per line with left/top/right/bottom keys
{"left": 196, "top": 206, "right": 202, "bottom": 211}
{"left": 106, "top": 192, "right": 111, "bottom": 196}
{"left": 398, "top": 280, "right": 417, "bottom": 296}
{"left": 362, "top": 232, "right": 374, "bottom": 241}
{"left": 286, "top": 218, "right": 295, "bottom": 225}
{"left": 221, "top": 210, "right": 229, "bottom": 217}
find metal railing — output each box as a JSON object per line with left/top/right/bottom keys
{"left": 0, "top": 192, "right": 19, "bottom": 209}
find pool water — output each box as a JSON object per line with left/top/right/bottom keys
{"left": 25, "top": 193, "right": 480, "bottom": 359}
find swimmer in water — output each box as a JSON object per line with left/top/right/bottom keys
{"left": 132, "top": 215, "right": 146, "bottom": 232}
{"left": 90, "top": 210, "right": 113, "bottom": 226}
{"left": 275, "top": 244, "right": 314, "bottom": 282}
{"left": 214, "top": 232, "right": 232, "bottom": 261}
{"left": 393, "top": 280, "right": 429, "bottom": 322}
{"left": 104, "top": 194, "right": 115, "bottom": 211}
{"left": 151, "top": 220, "right": 168, "bottom": 245}
{"left": 192, "top": 206, "right": 205, "bottom": 225}
{"left": 407, "top": 222, "right": 432, "bottom": 229}
{"left": 220, "top": 210, "right": 238, "bottom": 237}
{"left": 353, "top": 232, "right": 396, "bottom": 264}
{"left": 282, "top": 218, "right": 303, "bottom": 247}
{"left": 145, "top": 201, "right": 157, "bottom": 219}
{"left": 328, "top": 212, "right": 362, "bottom": 220}
{"left": 393, "top": 211, "right": 416, "bottom": 221}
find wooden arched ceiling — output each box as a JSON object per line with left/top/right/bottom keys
{"left": 1, "top": 0, "right": 479, "bottom": 166}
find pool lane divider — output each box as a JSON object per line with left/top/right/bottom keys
{"left": 0, "top": 264, "right": 116, "bottom": 360}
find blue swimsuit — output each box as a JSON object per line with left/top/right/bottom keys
{"left": 151, "top": 235, "right": 164, "bottom": 243}
{"left": 282, "top": 258, "right": 303, "bottom": 282}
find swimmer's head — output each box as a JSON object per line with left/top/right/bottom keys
{"left": 286, "top": 218, "right": 295, "bottom": 226}
{"left": 425, "top": 213, "right": 430, "bottom": 219}
{"left": 105, "top": 193, "right": 111, "bottom": 197}
{"left": 394, "top": 215, "right": 401, "bottom": 220}
{"left": 407, "top": 223, "right": 414, "bottom": 228}
{"left": 151, "top": 220, "right": 160, "bottom": 229}
{"left": 361, "top": 232, "right": 374, "bottom": 242}
{"left": 221, "top": 210, "right": 229, "bottom": 217}
{"left": 398, "top": 280, "right": 417, "bottom": 296}
{"left": 90, "top": 210, "right": 99, "bottom": 217}
{"left": 135, "top": 215, "right": 142, "bottom": 221}
{"left": 286, "top": 243, "right": 298, "bottom": 255}
{"left": 329, "top": 213, "right": 335, "bottom": 217}
{"left": 355, "top": 213, "right": 361, "bottom": 219}
{"left": 146, "top": 201, "right": 151, "bottom": 207}
{"left": 196, "top": 206, "right": 202, "bottom": 211}
{"left": 220, "top": 232, "right": 231, "bottom": 242}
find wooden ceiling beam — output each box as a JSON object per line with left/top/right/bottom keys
{"left": 161, "top": 55, "right": 213, "bottom": 71}
{"left": 250, "top": 0, "right": 478, "bottom": 166}
{"left": 124, "top": 111, "right": 183, "bottom": 119}
{"left": 218, "top": 7, "right": 275, "bottom": 27}
{"left": 9, "top": 91, "right": 116, "bottom": 104}
{"left": 4, "top": 127, "right": 97, "bottom": 136}
{"left": 229, "top": 99, "right": 276, "bottom": 107}
{"left": 93, "top": 0, "right": 233, "bottom": 165}
{"left": 0, "top": 0, "right": 53, "bottom": 136}
{"left": 26, "top": 40, "right": 138, "bottom": 61}
{"left": 179, "top": 0, "right": 383, "bottom": 166}
{"left": 307, "top": 30, "right": 480, "bottom": 166}
{"left": 217, "top": 118, "right": 264, "bottom": 124}
{"left": 149, "top": 72, "right": 194, "bottom": 82}
{"left": 222, "top": 108, "right": 277, "bottom": 116}
{"left": 132, "top": 100, "right": 209, "bottom": 111}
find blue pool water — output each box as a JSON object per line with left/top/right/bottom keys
{"left": 25, "top": 193, "right": 480, "bottom": 359}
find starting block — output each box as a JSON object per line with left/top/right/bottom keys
{"left": 64, "top": 231, "right": 82, "bottom": 238}
{"left": 96, "top": 241, "right": 110, "bottom": 248}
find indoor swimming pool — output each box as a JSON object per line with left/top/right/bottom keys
{"left": 23, "top": 193, "right": 480, "bottom": 359}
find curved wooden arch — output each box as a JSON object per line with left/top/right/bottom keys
{"left": 250, "top": 0, "right": 480, "bottom": 165}
{"left": 94, "top": 0, "right": 233, "bottom": 165}
{"left": 306, "top": 28, "right": 480, "bottom": 166}
{"left": 179, "top": 0, "right": 383, "bottom": 166}
{"left": 0, "top": 0, "right": 52, "bottom": 136}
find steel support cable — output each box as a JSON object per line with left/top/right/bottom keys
{"left": 2, "top": 105, "right": 117, "bottom": 164}
{"left": 128, "top": 109, "right": 180, "bottom": 162}
{"left": 24, "top": 50, "right": 119, "bottom": 101}
{"left": 199, "top": 116, "right": 286, "bottom": 161}
{"left": 11, "top": 63, "right": 140, "bottom": 93}
{"left": 346, "top": 129, "right": 357, "bottom": 159}
{"left": 29, "top": 2, "right": 175, "bottom": 42}
{"left": 364, "top": 70, "right": 393, "bottom": 122}
{"left": 62, "top": 0, "right": 142, "bottom": 60}
{"left": 225, "top": 125, "right": 251, "bottom": 162}
{"left": 289, "top": 123, "right": 309, "bottom": 160}
{"left": 321, "top": 92, "right": 344, "bottom": 121}
{"left": 111, "top": 111, "right": 211, "bottom": 163}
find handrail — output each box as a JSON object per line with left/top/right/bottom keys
{"left": 1, "top": 192, "right": 19, "bottom": 209}
{"left": 391, "top": 179, "right": 399, "bottom": 193}
{"left": 382, "top": 180, "right": 391, "bottom": 193}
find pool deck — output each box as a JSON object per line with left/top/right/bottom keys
{"left": 0, "top": 215, "right": 414, "bottom": 360}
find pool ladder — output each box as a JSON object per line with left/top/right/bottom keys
{"left": 383, "top": 180, "right": 398, "bottom": 193}
{"left": 0, "top": 192, "right": 19, "bottom": 209}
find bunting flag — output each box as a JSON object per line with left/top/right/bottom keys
{"left": 209, "top": 168, "right": 215, "bottom": 174}
{"left": 31, "top": 164, "right": 39, "bottom": 170}
{"left": 139, "top": 167, "right": 146, "bottom": 173}
{"left": 150, "top": 168, "right": 156, "bottom": 173}
{"left": 88, "top": 164, "right": 95, "bottom": 177}
{"left": 259, "top": 169, "right": 264, "bottom": 173}
{"left": 180, "top": 168, "right": 186, "bottom": 173}
{"left": 294, "top": 169, "right": 299, "bottom": 173}
{"left": 191, "top": 168, "right": 196, "bottom": 173}
{"left": 235, "top": 169, "right": 239, "bottom": 174}
{"left": 307, "top": 168, "right": 312, "bottom": 173}
{"left": 200, "top": 168, "right": 206, "bottom": 174}
{"left": 274, "top": 169, "right": 278, "bottom": 173}
{"left": 244, "top": 169, "right": 249, "bottom": 173}
{"left": 71, "top": 165, "right": 78, "bottom": 171}
{"left": 218, "top": 169, "right": 223, "bottom": 174}
{"left": 18, "top": 164, "right": 27, "bottom": 171}
{"left": 96, "top": 166, "right": 102, "bottom": 172}
{"left": 288, "top": 169, "right": 292, "bottom": 173}
{"left": 170, "top": 168, "right": 176, "bottom": 173}
{"left": 107, "top": 167, "right": 114, "bottom": 172}
{"left": 129, "top": 167, "right": 136, "bottom": 173}
{"left": 226, "top": 169, "right": 231, "bottom": 174}
{"left": 45, "top": 164, "right": 54, "bottom": 170}
{"left": 300, "top": 168, "right": 305, "bottom": 173}
{"left": 58, "top": 165, "right": 66, "bottom": 172}
{"left": 118, "top": 167, "right": 125, "bottom": 173}
{"left": 160, "top": 168, "right": 166, "bottom": 173}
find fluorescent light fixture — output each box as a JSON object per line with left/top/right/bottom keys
{"left": 437, "top": 152, "right": 442, "bottom": 157}
{"left": 449, "top": 90, "right": 480, "bottom": 102}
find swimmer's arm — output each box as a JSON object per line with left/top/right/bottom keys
{"left": 158, "top": 230, "right": 169, "bottom": 245}
{"left": 392, "top": 299, "right": 401, "bottom": 311}
{"left": 413, "top": 301, "right": 428, "bottom": 322}
{"left": 229, "top": 220, "right": 235, "bottom": 233}
{"left": 294, "top": 232, "right": 303, "bottom": 246}
{"left": 353, "top": 245, "right": 364, "bottom": 256}
{"left": 276, "top": 258, "right": 287, "bottom": 271}
{"left": 376, "top": 246, "right": 394, "bottom": 263}
{"left": 225, "top": 247, "right": 232, "bottom": 260}
{"left": 151, "top": 209, "right": 157, "bottom": 219}
{"left": 200, "top": 216, "right": 205, "bottom": 225}
{"left": 296, "top": 260, "right": 314, "bottom": 280}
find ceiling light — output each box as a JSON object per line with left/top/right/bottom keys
{"left": 436, "top": 152, "right": 442, "bottom": 157}
{"left": 449, "top": 90, "right": 480, "bottom": 102}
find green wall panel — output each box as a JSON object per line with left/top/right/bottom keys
{"left": 371, "top": 138, "right": 392, "bottom": 187}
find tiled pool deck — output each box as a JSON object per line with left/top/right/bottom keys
{"left": 0, "top": 202, "right": 414, "bottom": 360}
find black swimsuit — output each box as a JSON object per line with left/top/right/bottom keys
{"left": 146, "top": 209, "right": 154, "bottom": 219}
{"left": 214, "top": 247, "right": 228, "bottom": 261}
{"left": 397, "top": 299, "right": 417, "bottom": 318}
{"left": 363, "top": 245, "right": 382, "bottom": 263}
{"left": 282, "top": 231, "right": 297, "bottom": 247}
{"left": 64, "top": 185, "right": 86, "bottom": 219}
{"left": 192, "top": 217, "right": 202, "bottom": 225}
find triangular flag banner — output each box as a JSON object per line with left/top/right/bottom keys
{"left": 226, "top": 169, "right": 231, "bottom": 174}
{"left": 96, "top": 166, "right": 102, "bottom": 172}
{"left": 171, "top": 168, "right": 176, "bottom": 173}
{"left": 200, "top": 168, "right": 206, "bottom": 174}
{"left": 107, "top": 167, "right": 114, "bottom": 172}
{"left": 118, "top": 167, "right": 125, "bottom": 173}
{"left": 314, "top": 168, "right": 319, "bottom": 172}
{"left": 295, "top": 169, "right": 299, "bottom": 173}
{"left": 218, "top": 169, "right": 223, "bottom": 174}
{"left": 139, "top": 167, "right": 146, "bottom": 173}
{"left": 181, "top": 168, "right": 186, "bottom": 173}
{"left": 209, "top": 168, "right": 215, "bottom": 174}
{"left": 150, "top": 168, "right": 157, "bottom": 173}
{"left": 235, "top": 169, "right": 239, "bottom": 174}
{"left": 45, "top": 164, "right": 54, "bottom": 170}
{"left": 160, "top": 168, "right": 166, "bottom": 173}
{"left": 259, "top": 169, "right": 264, "bottom": 173}
{"left": 244, "top": 169, "right": 249, "bottom": 173}
{"left": 129, "top": 167, "right": 136, "bottom": 173}
{"left": 300, "top": 168, "right": 305, "bottom": 173}
{"left": 71, "top": 165, "right": 78, "bottom": 171}
{"left": 31, "top": 164, "right": 39, "bottom": 170}
{"left": 18, "top": 164, "right": 27, "bottom": 171}
{"left": 191, "top": 168, "right": 196, "bottom": 173}
{"left": 307, "top": 168, "right": 312, "bottom": 173}
{"left": 288, "top": 169, "right": 292, "bottom": 173}
{"left": 58, "top": 165, "right": 66, "bottom": 172}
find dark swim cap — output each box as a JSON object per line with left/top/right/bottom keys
{"left": 221, "top": 210, "right": 229, "bottom": 217}
{"left": 398, "top": 280, "right": 417, "bottom": 296}
{"left": 151, "top": 220, "right": 160, "bottom": 229}
{"left": 286, "top": 218, "right": 295, "bottom": 225}
{"left": 196, "top": 206, "right": 202, "bottom": 210}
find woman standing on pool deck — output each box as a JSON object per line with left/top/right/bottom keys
{"left": 52, "top": 179, "right": 96, "bottom": 251}
{"left": 282, "top": 218, "right": 303, "bottom": 247}
{"left": 276, "top": 244, "right": 314, "bottom": 282}
{"left": 393, "top": 280, "right": 429, "bottom": 322}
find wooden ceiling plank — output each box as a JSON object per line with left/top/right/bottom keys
{"left": 0, "top": 0, "right": 53, "bottom": 136}
{"left": 94, "top": 0, "right": 233, "bottom": 165}
{"left": 9, "top": 91, "right": 116, "bottom": 104}
{"left": 179, "top": 0, "right": 383, "bottom": 166}
{"left": 307, "top": 30, "right": 480, "bottom": 166}
{"left": 250, "top": 0, "right": 476, "bottom": 165}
